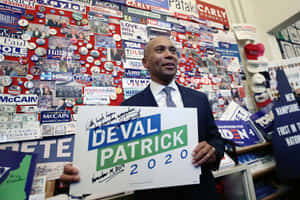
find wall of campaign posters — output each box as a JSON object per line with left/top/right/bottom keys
{"left": 0, "top": 0, "right": 246, "bottom": 198}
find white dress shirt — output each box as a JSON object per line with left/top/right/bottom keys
{"left": 149, "top": 79, "right": 184, "bottom": 108}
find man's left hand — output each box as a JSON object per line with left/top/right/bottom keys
{"left": 192, "top": 141, "right": 216, "bottom": 167}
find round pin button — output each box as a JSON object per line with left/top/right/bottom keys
{"left": 28, "top": 42, "right": 37, "bottom": 50}
{"left": 90, "top": 50, "right": 99, "bottom": 58}
{"left": 21, "top": 33, "right": 31, "bottom": 41}
{"left": 37, "top": 12, "right": 45, "bottom": 19}
{"left": 19, "top": 57, "right": 29, "bottom": 65}
{"left": 26, "top": 74, "right": 33, "bottom": 80}
{"left": 0, "top": 76, "right": 12, "bottom": 86}
{"left": 39, "top": 6, "right": 45, "bottom": 12}
{"left": 31, "top": 55, "right": 39, "bottom": 62}
{"left": 49, "top": 29, "right": 57, "bottom": 35}
{"left": 59, "top": 11, "right": 64, "bottom": 15}
{"left": 35, "top": 47, "right": 47, "bottom": 56}
{"left": 81, "top": 18, "right": 88, "bottom": 25}
{"left": 104, "top": 62, "right": 114, "bottom": 71}
{"left": 86, "top": 56, "right": 94, "bottom": 63}
{"left": 94, "top": 60, "right": 101, "bottom": 66}
{"left": 36, "top": 38, "right": 46, "bottom": 45}
{"left": 110, "top": 93, "right": 117, "bottom": 100}
{"left": 18, "top": 19, "right": 29, "bottom": 27}
{"left": 116, "top": 87, "right": 122, "bottom": 94}
{"left": 91, "top": 66, "right": 100, "bottom": 74}
{"left": 79, "top": 47, "right": 88, "bottom": 55}
{"left": 72, "top": 12, "right": 83, "bottom": 21}
{"left": 24, "top": 81, "right": 34, "bottom": 89}
{"left": 26, "top": 14, "right": 34, "bottom": 21}
{"left": 86, "top": 43, "right": 93, "bottom": 49}
{"left": 50, "top": 9, "right": 56, "bottom": 14}
{"left": 113, "top": 34, "right": 121, "bottom": 41}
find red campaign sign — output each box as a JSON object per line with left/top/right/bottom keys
{"left": 195, "top": 0, "right": 229, "bottom": 29}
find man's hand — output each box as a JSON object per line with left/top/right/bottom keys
{"left": 59, "top": 164, "right": 80, "bottom": 183}
{"left": 192, "top": 141, "right": 216, "bottom": 167}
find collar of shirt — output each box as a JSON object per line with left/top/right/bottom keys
{"left": 150, "top": 79, "right": 184, "bottom": 108}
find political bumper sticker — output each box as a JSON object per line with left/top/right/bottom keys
{"left": 70, "top": 106, "right": 200, "bottom": 198}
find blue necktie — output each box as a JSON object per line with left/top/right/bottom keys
{"left": 162, "top": 87, "right": 176, "bottom": 107}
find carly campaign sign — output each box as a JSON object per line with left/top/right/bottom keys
{"left": 70, "top": 106, "right": 200, "bottom": 198}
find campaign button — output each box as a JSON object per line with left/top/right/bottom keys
{"left": 76, "top": 98, "right": 83, "bottom": 104}
{"left": 179, "top": 77, "right": 185, "bottom": 83}
{"left": 18, "top": 79, "right": 23, "bottom": 85}
{"left": 79, "top": 47, "right": 88, "bottom": 55}
{"left": 90, "top": 50, "right": 99, "bottom": 58}
{"left": 86, "top": 43, "right": 93, "bottom": 49}
{"left": 113, "top": 34, "right": 121, "bottom": 41}
{"left": 31, "top": 55, "right": 39, "bottom": 62}
{"left": 8, "top": 85, "right": 22, "bottom": 95}
{"left": 65, "top": 99, "right": 75, "bottom": 108}
{"left": 49, "top": 29, "right": 57, "bottom": 35}
{"left": 78, "top": 42, "right": 83, "bottom": 46}
{"left": 91, "top": 66, "right": 100, "bottom": 73}
{"left": 21, "top": 33, "right": 31, "bottom": 41}
{"left": 81, "top": 19, "right": 88, "bottom": 25}
{"left": 26, "top": 74, "right": 33, "bottom": 80}
{"left": 28, "top": 42, "right": 37, "bottom": 50}
{"left": 37, "top": 12, "right": 45, "bottom": 19}
{"left": 24, "top": 81, "right": 34, "bottom": 89}
{"left": 85, "top": 64, "right": 90, "bottom": 68}
{"left": 39, "top": 19, "right": 44, "bottom": 24}
{"left": 116, "top": 87, "right": 122, "bottom": 94}
{"left": 80, "top": 60, "right": 85, "bottom": 65}
{"left": 26, "top": 14, "right": 34, "bottom": 21}
{"left": 35, "top": 47, "right": 47, "bottom": 56}
{"left": 30, "top": 65, "right": 42, "bottom": 76}
{"left": 112, "top": 70, "right": 118, "bottom": 77}
{"left": 74, "top": 54, "right": 81, "bottom": 60}
{"left": 110, "top": 93, "right": 117, "bottom": 100}
{"left": 0, "top": 76, "right": 12, "bottom": 86}
{"left": 36, "top": 38, "right": 46, "bottom": 45}
{"left": 116, "top": 61, "right": 121, "bottom": 66}
{"left": 39, "top": 6, "right": 46, "bottom": 12}
{"left": 94, "top": 60, "right": 101, "bottom": 66}
{"left": 76, "top": 21, "right": 81, "bottom": 26}
{"left": 72, "top": 12, "right": 83, "bottom": 21}
{"left": 59, "top": 11, "right": 64, "bottom": 15}
{"left": 86, "top": 56, "right": 94, "bottom": 63}
{"left": 80, "top": 67, "right": 87, "bottom": 73}
{"left": 50, "top": 9, "right": 56, "bottom": 14}
{"left": 109, "top": 25, "right": 115, "bottom": 31}
{"left": 19, "top": 57, "right": 29, "bottom": 65}
{"left": 18, "top": 19, "right": 29, "bottom": 27}
{"left": 104, "top": 62, "right": 114, "bottom": 71}
{"left": 0, "top": 54, "right": 5, "bottom": 62}
{"left": 101, "top": 58, "right": 106, "bottom": 62}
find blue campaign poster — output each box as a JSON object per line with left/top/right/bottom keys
{"left": 272, "top": 69, "right": 300, "bottom": 180}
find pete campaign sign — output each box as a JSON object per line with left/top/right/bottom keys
{"left": 70, "top": 106, "right": 200, "bottom": 198}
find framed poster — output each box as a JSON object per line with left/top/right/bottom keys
{"left": 70, "top": 106, "right": 200, "bottom": 198}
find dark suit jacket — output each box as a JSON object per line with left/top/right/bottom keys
{"left": 121, "top": 82, "right": 224, "bottom": 200}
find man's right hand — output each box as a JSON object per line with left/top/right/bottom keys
{"left": 60, "top": 164, "right": 80, "bottom": 183}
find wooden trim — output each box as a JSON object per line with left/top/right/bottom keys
{"left": 236, "top": 142, "right": 272, "bottom": 154}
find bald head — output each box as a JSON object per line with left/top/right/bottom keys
{"left": 144, "top": 36, "right": 174, "bottom": 59}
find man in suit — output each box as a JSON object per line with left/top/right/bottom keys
{"left": 61, "top": 36, "right": 224, "bottom": 199}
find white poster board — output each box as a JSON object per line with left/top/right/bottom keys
{"left": 70, "top": 106, "right": 200, "bottom": 198}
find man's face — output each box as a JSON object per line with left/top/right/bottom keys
{"left": 143, "top": 37, "right": 178, "bottom": 85}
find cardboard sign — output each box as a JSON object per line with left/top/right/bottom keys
{"left": 70, "top": 106, "right": 200, "bottom": 198}
{"left": 272, "top": 70, "right": 300, "bottom": 180}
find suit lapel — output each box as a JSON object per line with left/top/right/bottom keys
{"left": 140, "top": 85, "right": 158, "bottom": 106}
{"left": 177, "top": 82, "right": 194, "bottom": 107}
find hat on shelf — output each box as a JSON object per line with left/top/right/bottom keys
{"left": 250, "top": 73, "right": 267, "bottom": 93}
{"left": 244, "top": 43, "right": 265, "bottom": 60}
{"left": 246, "top": 59, "right": 268, "bottom": 73}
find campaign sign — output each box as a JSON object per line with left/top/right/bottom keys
{"left": 0, "top": 150, "right": 37, "bottom": 200}
{"left": 70, "top": 106, "right": 200, "bottom": 198}
{"left": 272, "top": 70, "right": 300, "bottom": 180}
{"left": 216, "top": 120, "right": 264, "bottom": 147}
{"left": 40, "top": 111, "right": 71, "bottom": 124}
{"left": 120, "top": 20, "right": 148, "bottom": 43}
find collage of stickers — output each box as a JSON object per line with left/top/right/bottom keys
{"left": 0, "top": 0, "right": 246, "bottom": 198}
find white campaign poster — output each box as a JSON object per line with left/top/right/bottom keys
{"left": 70, "top": 106, "right": 200, "bottom": 198}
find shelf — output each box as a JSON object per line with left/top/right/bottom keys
{"left": 252, "top": 164, "right": 276, "bottom": 179}
{"left": 236, "top": 142, "right": 272, "bottom": 155}
{"left": 260, "top": 186, "right": 289, "bottom": 200}
{"left": 213, "top": 164, "right": 249, "bottom": 178}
